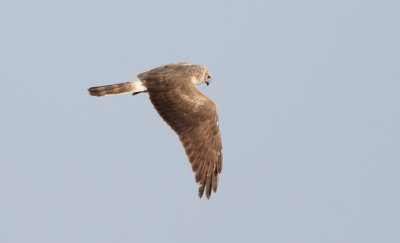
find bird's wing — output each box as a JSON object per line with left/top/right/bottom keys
{"left": 146, "top": 80, "right": 223, "bottom": 199}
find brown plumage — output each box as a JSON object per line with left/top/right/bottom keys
{"left": 88, "top": 63, "right": 223, "bottom": 199}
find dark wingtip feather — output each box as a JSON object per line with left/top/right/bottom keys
{"left": 198, "top": 183, "right": 205, "bottom": 198}
{"left": 212, "top": 171, "right": 218, "bottom": 193}
{"left": 205, "top": 174, "right": 212, "bottom": 199}
{"left": 217, "top": 153, "right": 223, "bottom": 173}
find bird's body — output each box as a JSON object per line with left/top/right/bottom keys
{"left": 88, "top": 63, "right": 222, "bottom": 199}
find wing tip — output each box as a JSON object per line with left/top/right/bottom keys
{"left": 197, "top": 172, "right": 219, "bottom": 199}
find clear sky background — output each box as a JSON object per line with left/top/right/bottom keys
{"left": 1, "top": 1, "right": 399, "bottom": 242}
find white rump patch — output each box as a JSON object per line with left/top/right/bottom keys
{"left": 134, "top": 81, "right": 147, "bottom": 92}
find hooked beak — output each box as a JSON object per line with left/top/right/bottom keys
{"left": 206, "top": 81, "right": 210, "bottom": 86}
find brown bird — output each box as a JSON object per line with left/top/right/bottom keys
{"left": 88, "top": 63, "right": 223, "bottom": 199}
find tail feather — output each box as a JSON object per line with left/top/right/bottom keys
{"left": 88, "top": 81, "right": 147, "bottom": 97}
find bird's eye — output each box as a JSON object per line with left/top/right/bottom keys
{"left": 207, "top": 75, "right": 211, "bottom": 79}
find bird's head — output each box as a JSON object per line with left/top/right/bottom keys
{"left": 189, "top": 65, "right": 212, "bottom": 86}
{"left": 197, "top": 66, "right": 212, "bottom": 86}
{"left": 203, "top": 68, "right": 212, "bottom": 86}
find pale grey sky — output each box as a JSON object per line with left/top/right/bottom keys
{"left": 1, "top": 1, "right": 399, "bottom": 242}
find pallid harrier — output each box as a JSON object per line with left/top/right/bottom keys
{"left": 88, "top": 63, "right": 222, "bottom": 199}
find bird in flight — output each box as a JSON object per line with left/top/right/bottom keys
{"left": 88, "top": 63, "right": 223, "bottom": 199}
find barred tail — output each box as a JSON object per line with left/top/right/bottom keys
{"left": 88, "top": 81, "right": 147, "bottom": 97}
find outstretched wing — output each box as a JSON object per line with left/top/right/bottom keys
{"left": 145, "top": 79, "right": 223, "bottom": 199}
